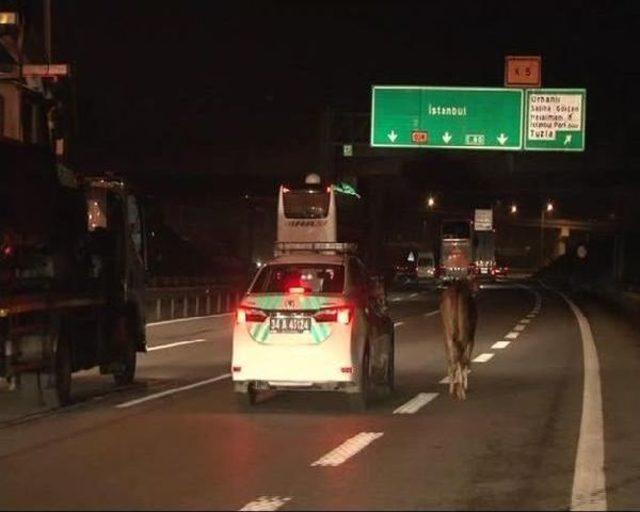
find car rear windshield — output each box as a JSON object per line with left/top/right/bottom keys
{"left": 283, "top": 190, "right": 330, "bottom": 219}
{"left": 251, "top": 264, "right": 345, "bottom": 294}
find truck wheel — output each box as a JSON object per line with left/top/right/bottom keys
{"left": 54, "top": 336, "right": 73, "bottom": 406}
{"left": 349, "top": 346, "right": 371, "bottom": 411}
{"left": 113, "top": 316, "right": 136, "bottom": 386}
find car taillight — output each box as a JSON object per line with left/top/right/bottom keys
{"left": 314, "top": 307, "right": 352, "bottom": 325}
{"left": 288, "top": 286, "right": 306, "bottom": 294}
{"left": 237, "top": 307, "right": 267, "bottom": 324}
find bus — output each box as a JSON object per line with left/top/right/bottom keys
{"left": 276, "top": 175, "right": 363, "bottom": 247}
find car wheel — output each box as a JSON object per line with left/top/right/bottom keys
{"left": 236, "top": 382, "right": 259, "bottom": 408}
{"left": 349, "top": 346, "right": 371, "bottom": 411}
{"left": 385, "top": 333, "right": 395, "bottom": 393}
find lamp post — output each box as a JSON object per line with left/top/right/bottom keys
{"left": 540, "top": 201, "right": 554, "bottom": 268}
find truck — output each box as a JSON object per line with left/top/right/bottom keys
{"left": 475, "top": 230, "right": 496, "bottom": 278}
{"left": 0, "top": 139, "right": 147, "bottom": 407}
{"left": 437, "top": 219, "right": 475, "bottom": 283}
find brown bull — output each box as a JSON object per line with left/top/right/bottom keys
{"left": 440, "top": 280, "right": 477, "bottom": 400}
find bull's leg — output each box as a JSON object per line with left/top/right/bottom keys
{"left": 454, "top": 362, "right": 466, "bottom": 400}
{"left": 446, "top": 346, "right": 457, "bottom": 396}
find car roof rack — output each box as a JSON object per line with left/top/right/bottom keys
{"left": 274, "top": 242, "right": 358, "bottom": 256}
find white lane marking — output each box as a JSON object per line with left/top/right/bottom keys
{"left": 393, "top": 392, "right": 438, "bottom": 414}
{"left": 505, "top": 331, "right": 520, "bottom": 340}
{"left": 391, "top": 297, "right": 402, "bottom": 303}
{"left": 491, "top": 341, "right": 511, "bottom": 349}
{"left": 115, "top": 373, "right": 231, "bottom": 409}
{"left": 514, "top": 324, "right": 527, "bottom": 332}
{"left": 393, "top": 321, "right": 405, "bottom": 328}
{"left": 424, "top": 309, "right": 440, "bottom": 318}
{"left": 520, "top": 318, "right": 531, "bottom": 324}
{"left": 527, "top": 313, "right": 537, "bottom": 319}
{"left": 409, "top": 293, "right": 419, "bottom": 298}
{"left": 146, "top": 312, "right": 234, "bottom": 327}
{"left": 240, "top": 496, "right": 292, "bottom": 511}
{"left": 557, "top": 291, "right": 607, "bottom": 511}
{"left": 473, "top": 353, "right": 494, "bottom": 363}
{"left": 311, "top": 432, "right": 383, "bottom": 467}
{"left": 146, "top": 339, "right": 207, "bottom": 352}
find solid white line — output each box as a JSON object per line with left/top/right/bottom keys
{"left": 491, "top": 341, "right": 511, "bottom": 349}
{"left": 393, "top": 392, "right": 438, "bottom": 414}
{"left": 505, "top": 331, "right": 520, "bottom": 340}
{"left": 393, "top": 321, "right": 405, "bottom": 328}
{"left": 146, "top": 312, "right": 234, "bottom": 327}
{"left": 240, "top": 496, "right": 292, "bottom": 511}
{"left": 424, "top": 309, "right": 440, "bottom": 318}
{"left": 514, "top": 324, "right": 527, "bottom": 331}
{"left": 115, "top": 373, "right": 231, "bottom": 409}
{"left": 558, "top": 292, "right": 607, "bottom": 511}
{"left": 473, "top": 353, "right": 494, "bottom": 363}
{"left": 311, "top": 432, "right": 383, "bottom": 467}
{"left": 146, "top": 339, "right": 207, "bottom": 351}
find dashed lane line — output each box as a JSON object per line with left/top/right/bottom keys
{"left": 491, "top": 341, "right": 511, "bottom": 349}
{"left": 146, "top": 312, "right": 234, "bottom": 327}
{"left": 424, "top": 310, "right": 440, "bottom": 318}
{"left": 505, "top": 331, "right": 520, "bottom": 340}
{"left": 115, "top": 373, "right": 231, "bottom": 409}
{"left": 393, "top": 393, "right": 439, "bottom": 414}
{"left": 311, "top": 432, "right": 384, "bottom": 467}
{"left": 472, "top": 353, "right": 494, "bottom": 363}
{"left": 146, "top": 339, "right": 207, "bottom": 351}
{"left": 393, "top": 321, "right": 405, "bottom": 328}
{"left": 514, "top": 324, "right": 527, "bottom": 331}
{"left": 240, "top": 496, "right": 292, "bottom": 511}
{"left": 520, "top": 318, "right": 531, "bottom": 324}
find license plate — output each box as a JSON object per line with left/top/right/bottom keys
{"left": 481, "top": 268, "right": 488, "bottom": 274}
{"left": 269, "top": 316, "right": 311, "bottom": 333}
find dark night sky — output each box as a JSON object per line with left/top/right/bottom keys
{"left": 54, "top": 1, "right": 639, "bottom": 184}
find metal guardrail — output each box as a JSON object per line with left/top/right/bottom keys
{"left": 145, "top": 284, "right": 245, "bottom": 323}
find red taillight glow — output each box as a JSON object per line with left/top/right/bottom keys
{"left": 236, "top": 307, "right": 267, "bottom": 323}
{"left": 314, "top": 307, "right": 352, "bottom": 325}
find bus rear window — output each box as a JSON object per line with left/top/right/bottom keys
{"left": 251, "top": 264, "right": 344, "bottom": 294}
{"left": 283, "top": 190, "right": 330, "bottom": 219}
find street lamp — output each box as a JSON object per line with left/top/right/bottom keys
{"left": 427, "top": 196, "right": 435, "bottom": 209}
{"left": 546, "top": 201, "right": 554, "bottom": 213}
{"left": 510, "top": 204, "right": 518, "bottom": 214}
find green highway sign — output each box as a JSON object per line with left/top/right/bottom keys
{"left": 370, "top": 86, "right": 524, "bottom": 150}
{"left": 524, "top": 89, "right": 586, "bottom": 151}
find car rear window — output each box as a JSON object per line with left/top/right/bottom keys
{"left": 282, "top": 190, "right": 330, "bottom": 219}
{"left": 251, "top": 264, "right": 345, "bottom": 294}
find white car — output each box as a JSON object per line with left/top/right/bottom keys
{"left": 232, "top": 252, "right": 394, "bottom": 409}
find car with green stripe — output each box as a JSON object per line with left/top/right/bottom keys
{"left": 232, "top": 253, "right": 394, "bottom": 409}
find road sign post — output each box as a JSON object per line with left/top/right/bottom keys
{"left": 371, "top": 86, "right": 523, "bottom": 150}
{"left": 524, "top": 89, "right": 586, "bottom": 151}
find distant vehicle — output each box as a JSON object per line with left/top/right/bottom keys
{"left": 277, "top": 175, "right": 363, "bottom": 246}
{"left": 438, "top": 219, "right": 474, "bottom": 283}
{"left": 232, "top": 247, "right": 394, "bottom": 409}
{"left": 416, "top": 251, "right": 436, "bottom": 282}
{"left": 475, "top": 230, "right": 496, "bottom": 279}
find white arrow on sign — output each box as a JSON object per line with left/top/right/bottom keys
{"left": 387, "top": 130, "right": 398, "bottom": 143}
{"left": 442, "top": 131, "right": 452, "bottom": 144}
{"left": 564, "top": 134, "right": 572, "bottom": 145}
{"left": 497, "top": 133, "right": 508, "bottom": 145}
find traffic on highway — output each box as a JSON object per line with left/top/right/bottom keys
{"left": 2, "top": 2, "right": 639, "bottom": 511}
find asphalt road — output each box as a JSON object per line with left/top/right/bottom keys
{"left": 1, "top": 280, "right": 638, "bottom": 510}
